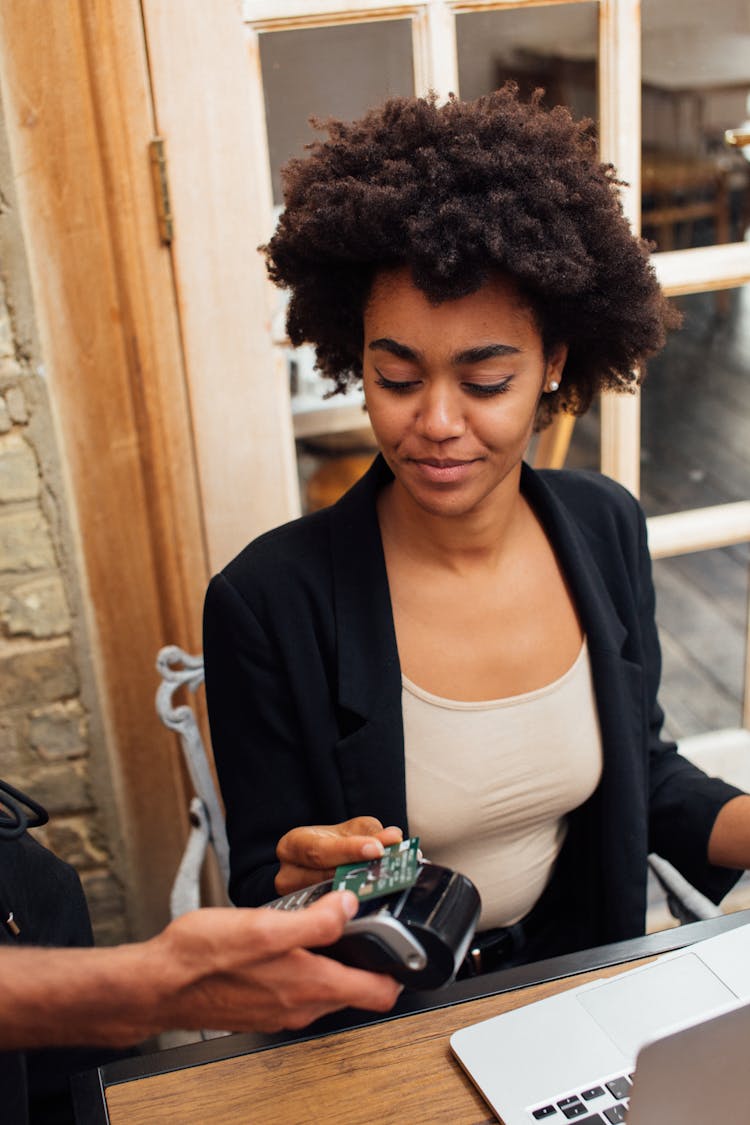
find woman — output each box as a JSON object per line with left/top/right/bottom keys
{"left": 204, "top": 86, "right": 750, "bottom": 971}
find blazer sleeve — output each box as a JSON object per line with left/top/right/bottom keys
{"left": 637, "top": 503, "right": 745, "bottom": 902}
{"left": 203, "top": 572, "right": 322, "bottom": 906}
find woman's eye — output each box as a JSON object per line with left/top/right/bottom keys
{"left": 374, "top": 373, "right": 419, "bottom": 393}
{"left": 463, "top": 379, "right": 512, "bottom": 397}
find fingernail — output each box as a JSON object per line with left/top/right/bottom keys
{"left": 340, "top": 891, "right": 359, "bottom": 918}
{"left": 362, "top": 841, "right": 384, "bottom": 859}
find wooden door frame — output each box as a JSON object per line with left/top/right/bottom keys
{"left": 0, "top": 0, "right": 210, "bottom": 936}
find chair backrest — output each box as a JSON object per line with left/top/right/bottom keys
{"left": 155, "top": 645, "right": 230, "bottom": 917}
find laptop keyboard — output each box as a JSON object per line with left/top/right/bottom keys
{"left": 528, "top": 1070, "right": 633, "bottom": 1122}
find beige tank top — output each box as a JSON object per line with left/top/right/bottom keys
{"left": 402, "top": 640, "right": 602, "bottom": 929}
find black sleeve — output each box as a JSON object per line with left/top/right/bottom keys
{"left": 637, "top": 504, "right": 745, "bottom": 902}
{"left": 203, "top": 572, "right": 324, "bottom": 906}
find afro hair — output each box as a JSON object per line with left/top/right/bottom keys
{"left": 263, "top": 84, "right": 678, "bottom": 428}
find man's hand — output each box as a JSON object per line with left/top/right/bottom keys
{"left": 275, "top": 817, "right": 404, "bottom": 896}
{"left": 154, "top": 891, "right": 401, "bottom": 1033}
{"left": 0, "top": 892, "right": 401, "bottom": 1049}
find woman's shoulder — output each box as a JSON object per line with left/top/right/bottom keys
{"left": 536, "top": 466, "right": 638, "bottom": 507}
{"left": 531, "top": 465, "right": 645, "bottom": 545}
{"left": 216, "top": 453, "right": 385, "bottom": 598}
{"left": 218, "top": 505, "right": 334, "bottom": 595}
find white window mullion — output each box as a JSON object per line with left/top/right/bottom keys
{"left": 647, "top": 504, "right": 750, "bottom": 560}
{"left": 597, "top": 0, "right": 642, "bottom": 495}
{"left": 412, "top": 1, "right": 459, "bottom": 100}
{"left": 744, "top": 600, "right": 750, "bottom": 729}
{"left": 243, "top": 1, "right": 415, "bottom": 28}
{"left": 654, "top": 243, "right": 750, "bottom": 296}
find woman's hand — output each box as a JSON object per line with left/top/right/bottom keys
{"left": 275, "top": 817, "right": 404, "bottom": 896}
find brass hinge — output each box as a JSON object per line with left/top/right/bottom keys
{"left": 148, "top": 136, "right": 174, "bottom": 245}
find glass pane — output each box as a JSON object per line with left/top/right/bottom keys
{"left": 641, "top": 285, "right": 750, "bottom": 515}
{"left": 642, "top": 0, "right": 750, "bottom": 251}
{"left": 643, "top": 284, "right": 750, "bottom": 740}
{"left": 260, "top": 21, "right": 414, "bottom": 207}
{"left": 260, "top": 21, "right": 413, "bottom": 436}
{"left": 653, "top": 546, "right": 748, "bottom": 740}
{"left": 456, "top": 3, "right": 598, "bottom": 122}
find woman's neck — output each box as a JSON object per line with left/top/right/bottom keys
{"left": 376, "top": 467, "right": 527, "bottom": 574}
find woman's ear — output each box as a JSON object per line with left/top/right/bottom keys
{"left": 544, "top": 342, "right": 568, "bottom": 392}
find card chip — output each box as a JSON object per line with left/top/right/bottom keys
{"left": 333, "top": 837, "right": 420, "bottom": 901}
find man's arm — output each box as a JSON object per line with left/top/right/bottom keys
{"left": 0, "top": 891, "right": 400, "bottom": 1049}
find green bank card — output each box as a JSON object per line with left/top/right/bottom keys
{"left": 333, "top": 837, "right": 420, "bottom": 902}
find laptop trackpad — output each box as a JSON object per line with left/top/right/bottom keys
{"left": 578, "top": 953, "right": 737, "bottom": 1058}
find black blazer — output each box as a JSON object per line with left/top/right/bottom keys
{"left": 204, "top": 455, "right": 742, "bottom": 960}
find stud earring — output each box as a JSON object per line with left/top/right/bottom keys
{"left": 547, "top": 380, "right": 560, "bottom": 393}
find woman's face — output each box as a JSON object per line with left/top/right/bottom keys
{"left": 362, "top": 267, "right": 567, "bottom": 519}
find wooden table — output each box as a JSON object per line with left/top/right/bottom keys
{"left": 72, "top": 911, "right": 750, "bottom": 1125}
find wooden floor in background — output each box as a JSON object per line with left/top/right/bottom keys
{"left": 568, "top": 285, "right": 749, "bottom": 742}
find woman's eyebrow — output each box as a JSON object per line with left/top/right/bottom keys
{"left": 453, "top": 343, "right": 521, "bottom": 364}
{"left": 367, "top": 339, "right": 521, "bottom": 364}
{"left": 368, "top": 337, "right": 419, "bottom": 361}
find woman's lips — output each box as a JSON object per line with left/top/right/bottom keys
{"left": 407, "top": 457, "right": 480, "bottom": 484}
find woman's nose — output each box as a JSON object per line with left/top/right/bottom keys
{"left": 415, "top": 383, "right": 466, "bottom": 441}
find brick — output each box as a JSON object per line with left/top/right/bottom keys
{"left": 43, "top": 815, "right": 109, "bottom": 869}
{"left": 22, "top": 759, "right": 92, "bottom": 813}
{"left": 80, "top": 870, "right": 129, "bottom": 946}
{"left": 29, "top": 699, "right": 87, "bottom": 760}
{"left": 0, "top": 636, "right": 78, "bottom": 708}
{"left": 0, "top": 396, "right": 10, "bottom": 433}
{"left": 0, "top": 432, "right": 39, "bottom": 501}
{"left": 1, "top": 575, "right": 70, "bottom": 637}
{"left": 5, "top": 386, "right": 27, "bottom": 424}
{"left": 0, "top": 718, "right": 23, "bottom": 770}
{"left": 0, "top": 509, "right": 56, "bottom": 573}
{"left": 0, "top": 290, "right": 20, "bottom": 374}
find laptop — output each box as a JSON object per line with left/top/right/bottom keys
{"left": 450, "top": 920, "right": 750, "bottom": 1124}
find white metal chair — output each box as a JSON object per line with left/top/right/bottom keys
{"left": 155, "top": 645, "right": 230, "bottom": 919}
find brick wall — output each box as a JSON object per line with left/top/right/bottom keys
{"left": 0, "top": 115, "right": 128, "bottom": 945}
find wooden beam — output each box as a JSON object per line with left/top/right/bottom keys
{"left": 0, "top": 0, "right": 208, "bottom": 937}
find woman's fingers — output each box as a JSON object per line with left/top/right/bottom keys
{"left": 277, "top": 818, "right": 403, "bottom": 870}
{"left": 273, "top": 861, "right": 337, "bottom": 897}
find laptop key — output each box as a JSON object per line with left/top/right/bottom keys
{"left": 532, "top": 1108, "right": 558, "bottom": 1120}
{"left": 603, "top": 1107, "right": 627, "bottom": 1124}
{"left": 580, "top": 1086, "right": 605, "bottom": 1100}
{"left": 605, "top": 1077, "right": 631, "bottom": 1100}
{"left": 560, "top": 1104, "right": 588, "bottom": 1120}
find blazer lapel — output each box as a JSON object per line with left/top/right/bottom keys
{"left": 523, "top": 464, "right": 648, "bottom": 938}
{"left": 521, "top": 463, "right": 628, "bottom": 658}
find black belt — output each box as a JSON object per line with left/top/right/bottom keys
{"left": 458, "top": 920, "right": 527, "bottom": 978}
